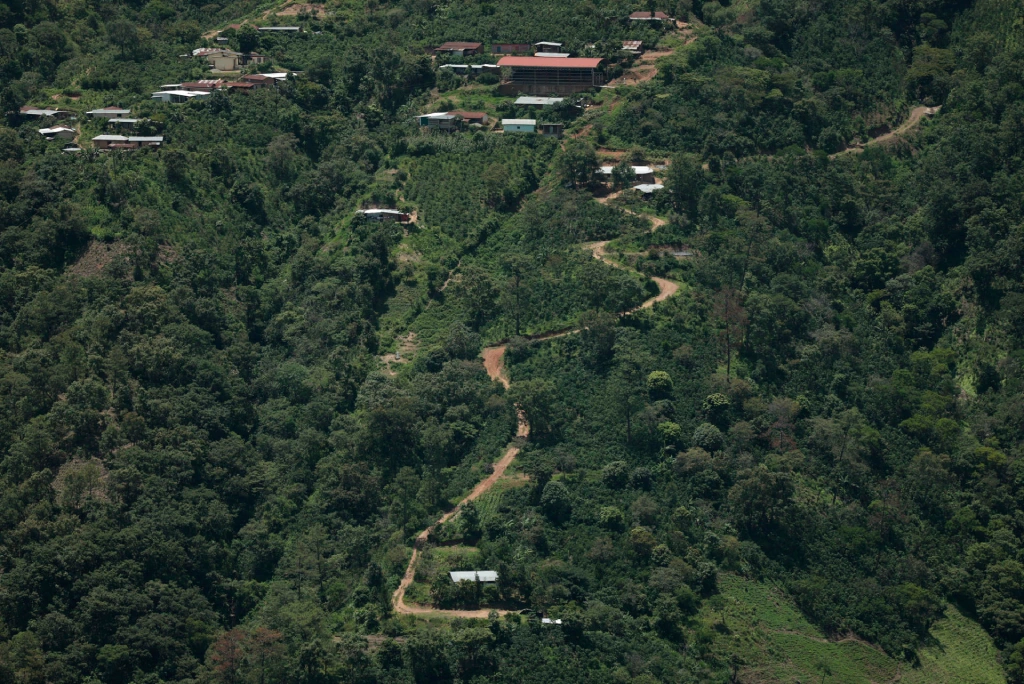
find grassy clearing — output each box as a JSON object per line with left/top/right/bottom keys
{"left": 704, "top": 574, "right": 1005, "bottom": 684}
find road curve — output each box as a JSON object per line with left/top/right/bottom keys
{"left": 392, "top": 218, "right": 679, "bottom": 618}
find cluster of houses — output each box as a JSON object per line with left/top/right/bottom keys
{"left": 416, "top": 108, "right": 565, "bottom": 137}
{"left": 434, "top": 38, "right": 658, "bottom": 96}
{"left": 22, "top": 104, "right": 165, "bottom": 152}
{"left": 151, "top": 74, "right": 292, "bottom": 103}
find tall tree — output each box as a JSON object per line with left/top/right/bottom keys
{"left": 713, "top": 286, "right": 747, "bottom": 384}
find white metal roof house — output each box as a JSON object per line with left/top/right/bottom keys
{"left": 534, "top": 41, "right": 562, "bottom": 50}
{"left": 502, "top": 118, "right": 536, "bottom": 133}
{"left": 92, "top": 134, "right": 129, "bottom": 149}
{"left": 534, "top": 52, "right": 570, "bottom": 58}
{"left": 514, "top": 96, "right": 565, "bottom": 107}
{"left": 357, "top": 209, "right": 411, "bottom": 222}
{"left": 633, "top": 183, "right": 664, "bottom": 193}
{"left": 150, "top": 90, "right": 212, "bottom": 103}
{"left": 129, "top": 136, "right": 164, "bottom": 147}
{"left": 87, "top": 106, "right": 132, "bottom": 118}
{"left": 449, "top": 571, "right": 498, "bottom": 583}
{"left": 20, "top": 107, "right": 74, "bottom": 119}
{"left": 39, "top": 126, "right": 76, "bottom": 140}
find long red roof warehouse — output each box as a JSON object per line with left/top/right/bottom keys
{"left": 496, "top": 56, "right": 604, "bottom": 68}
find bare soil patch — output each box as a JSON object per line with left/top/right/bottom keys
{"left": 67, "top": 241, "right": 129, "bottom": 278}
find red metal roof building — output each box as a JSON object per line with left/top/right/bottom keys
{"left": 496, "top": 56, "right": 604, "bottom": 95}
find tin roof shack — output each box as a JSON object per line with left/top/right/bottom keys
{"left": 130, "top": 136, "right": 163, "bottom": 148}
{"left": 502, "top": 118, "right": 537, "bottom": 133}
{"left": 633, "top": 183, "right": 664, "bottom": 194}
{"left": 514, "top": 96, "right": 565, "bottom": 107}
{"left": 448, "top": 110, "right": 488, "bottom": 125}
{"left": 539, "top": 122, "right": 564, "bottom": 138}
{"left": 93, "top": 135, "right": 163, "bottom": 150}
{"left": 92, "top": 134, "right": 129, "bottom": 150}
{"left": 497, "top": 56, "right": 604, "bottom": 95}
{"left": 417, "top": 112, "right": 462, "bottom": 130}
{"left": 19, "top": 107, "right": 74, "bottom": 120}
{"left": 491, "top": 43, "right": 531, "bottom": 54}
{"left": 224, "top": 82, "right": 258, "bottom": 93}
{"left": 535, "top": 52, "right": 571, "bottom": 58}
{"left": 534, "top": 41, "right": 562, "bottom": 51}
{"left": 106, "top": 118, "right": 140, "bottom": 130}
{"left": 87, "top": 106, "right": 132, "bottom": 119}
{"left": 434, "top": 41, "right": 483, "bottom": 56}
{"left": 180, "top": 80, "right": 225, "bottom": 92}
{"left": 622, "top": 40, "right": 644, "bottom": 54}
{"left": 39, "top": 126, "right": 76, "bottom": 140}
{"left": 357, "top": 209, "right": 411, "bottom": 223}
{"left": 449, "top": 571, "right": 498, "bottom": 584}
{"left": 258, "top": 25, "right": 301, "bottom": 32}
{"left": 241, "top": 74, "right": 278, "bottom": 88}
{"left": 151, "top": 90, "right": 212, "bottom": 103}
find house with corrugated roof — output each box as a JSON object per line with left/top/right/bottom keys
{"left": 87, "top": 106, "right": 132, "bottom": 119}
{"left": 357, "top": 209, "right": 411, "bottom": 222}
{"left": 39, "top": 126, "right": 76, "bottom": 140}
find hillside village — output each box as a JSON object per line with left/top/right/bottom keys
{"left": 15, "top": 10, "right": 682, "bottom": 207}
{"left": 4, "top": 0, "right": 1011, "bottom": 681}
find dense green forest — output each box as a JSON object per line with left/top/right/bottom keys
{"left": 4, "top": 0, "right": 1024, "bottom": 681}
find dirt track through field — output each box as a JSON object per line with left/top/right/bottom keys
{"left": 832, "top": 105, "right": 940, "bottom": 157}
{"left": 393, "top": 213, "right": 680, "bottom": 618}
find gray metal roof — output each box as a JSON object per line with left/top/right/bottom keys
{"left": 449, "top": 570, "right": 498, "bottom": 583}
{"left": 633, "top": 183, "right": 664, "bottom": 193}
{"left": 514, "top": 96, "right": 564, "bottom": 106}
{"left": 502, "top": 119, "right": 536, "bottom": 126}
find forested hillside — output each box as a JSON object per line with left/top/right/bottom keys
{"left": 3, "top": 0, "right": 1024, "bottom": 682}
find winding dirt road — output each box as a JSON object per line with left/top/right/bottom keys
{"left": 832, "top": 105, "right": 940, "bottom": 157}
{"left": 392, "top": 220, "right": 680, "bottom": 618}
{"left": 391, "top": 354, "right": 528, "bottom": 619}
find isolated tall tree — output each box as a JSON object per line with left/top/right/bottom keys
{"left": 556, "top": 140, "right": 597, "bottom": 189}
{"left": 108, "top": 19, "right": 137, "bottom": 58}
{"left": 500, "top": 255, "right": 531, "bottom": 335}
{"left": 713, "top": 286, "right": 747, "bottom": 383}
{"left": 238, "top": 24, "right": 260, "bottom": 53}
{"left": 611, "top": 159, "right": 636, "bottom": 190}
{"left": 665, "top": 152, "right": 706, "bottom": 218}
